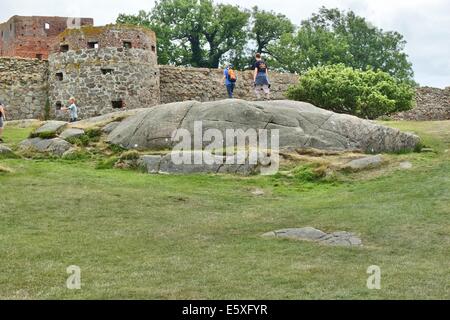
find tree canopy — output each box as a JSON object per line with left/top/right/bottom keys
{"left": 269, "top": 7, "right": 414, "bottom": 83}
{"left": 117, "top": 3, "right": 415, "bottom": 84}
{"left": 118, "top": 0, "right": 249, "bottom": 68}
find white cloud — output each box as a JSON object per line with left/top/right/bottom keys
{"left": 1, "top": 0, "right": 449, "bottom": 88}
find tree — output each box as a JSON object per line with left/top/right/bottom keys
{"left": 269, "top": 7, "right": 415, "bottom": 83}
{"left": 117, "top": 0, "right": 250, "bottom": 68}
{"left": 286, "top": 64, "right": 415, "bottom": 119}
{"left": 251, "top": 6, "right": 294, "bottom": 56}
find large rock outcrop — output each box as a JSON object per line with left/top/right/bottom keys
{"left": 108, "top": 99, "right": 420, "bottom": 153}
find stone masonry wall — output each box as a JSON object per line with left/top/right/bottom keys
{"left": 159, "top": 65, "right": 299, "bottom": 103}
{"left": 52, "top": 25, "right": 157, "bottom": 54}
{"left": 392, "top": 87, "right": 450, "bottom": 120}
{"left": 0, "top": 57, "right": 48, "bottom": 120}
{"left": 0, "top": 16, "right": 93, "bottom": 60}
{"left": 48, "top": 47, "right": 160, "bottom": 119}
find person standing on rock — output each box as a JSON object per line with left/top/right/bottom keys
{"left": 253, "top": 53, "right": 271, "bottom": 100}
{"left": 223, "top": 64, "right": 237, "bottom": 98}
{"left": 0, "top": 101, "right": 6, "bottom": 143}
{"left": 62, "top": 97, "right": 78, "bottom": 123}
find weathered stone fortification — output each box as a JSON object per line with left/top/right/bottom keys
{"left": 1, "top": 16, "right": 448, "bottom": 122}
{"left": 48, "top": 25, "right": 160, "bottom": 119}
{"left": 0, "top": 16, "right": 93, "bottom": 59}
{"left": 52, "top": 24, "right": 157, "bottom": 53}
{"left": 159, "top": 65, "right": 299, "bottom": 103}
{"left": 0, "top": 16, "right": 299, "bottom": 121}
{"left": 0, "top": 57, "right": 48, "bottom": 119}
{"left": 392, "top": 87, "right": 450, "bottom": 120}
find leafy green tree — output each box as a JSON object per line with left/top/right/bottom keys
{"left": 286, "top": 64, "right": 415, "bottom": 119}
{"left": 270, "top": 7, "right": 415, "bottom": 83}
{"left": 251, "top": 6, "right": 294, "bottom": 56}
{"left": 227, "top": 7, "right": 295, "bottom": 70}
{"left": 117, "top": 0, "right": 250, "bottom": 68}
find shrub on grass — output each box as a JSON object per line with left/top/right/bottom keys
{"left": 286, "top": 64, "right": 415, "bottom": 119}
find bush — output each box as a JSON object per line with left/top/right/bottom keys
{"left": 286, "top": 64, "right": 415, "bottom": 119}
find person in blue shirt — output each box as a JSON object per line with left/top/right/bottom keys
{"left": 223, "top": 64, "right": 237, "bottom": 99}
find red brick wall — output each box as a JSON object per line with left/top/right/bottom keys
{"left": 0, "top": 16, "right": 93, "bottom": 59}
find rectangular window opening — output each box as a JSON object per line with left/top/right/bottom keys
{"left": 112, "top": 100, "right": 124, "bottom": 109}
{"left": 101, "top": 68, "right": 114, "bottom": 75}
{"left": 44, "top": 23, "right": 50, "bottom": 30}
{"left": 55, "top": 72, "right": 63, "bottom": 81}
{"left": 60, "top": 44, "right": 69, "bottom": 53}
{"left": 123, "top": 41, "right": 132, "bottom": 49}
{"left": 36, "top": 54, "right": 43, "bottom": 60}
{"left": 55, "top": 101, "right": 62, "bottom": 110}
{"left": 88, "top": 41, "right": 99, "bottom": 49}
{"left": 151, "top": 45, "right": 156, "bottom": 53}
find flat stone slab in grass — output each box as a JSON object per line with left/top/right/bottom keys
{"left": 343, "top": 155, "right": 383, "bottom": 170}
{"left": 59, "top": 128, "right": 85, "bottom": 140}
{"left": 262, "top": 227, "right": 362, "bottom": 247}
{"left": 34, "top": 121, "right": 68, "bottom": 134}
{"left": 19, "top": 137, "right": 72, "bottom": 156}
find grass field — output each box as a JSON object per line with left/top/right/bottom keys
{"left": 0, "top": 121, "right": 449, "bottom": 299}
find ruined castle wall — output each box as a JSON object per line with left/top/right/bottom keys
{"left": 52, "top": 25, "right": 157, "bottom": 53}
{"left": 159, "top": 65, "right": 299, "bottom": 104}
{"left": 0, "top": 57, "right": 48, "bottom": 120}
{"left": 0, "top": 16, "right": 93, "bottom": 60}
{"left": 392, "top": 87, "right": 450, "bottom": 120}
{"left": 48, "top": 47, "right": 159, "bottom": 119}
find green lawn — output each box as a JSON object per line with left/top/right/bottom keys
{"left": 0, "top": 121, "right": 449, "bottom": 299}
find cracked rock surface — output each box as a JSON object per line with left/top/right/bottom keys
{"left": 108, "top": 99, "right": 420, "bottom": 153}
{"left": 19, "top": 137, "right": 72, "bottom": 156}
{"left": 262, "top": 227, "right": 362, "bottom": 247}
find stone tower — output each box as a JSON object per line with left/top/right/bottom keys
{"left": 48, "top": 25, "right": 160, "bottom": 119}
{"left": 0, "top": 16, "right": 93, "bottom": 59}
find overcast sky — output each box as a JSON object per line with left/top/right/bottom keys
{"left": 1, "top": 0, "right": 449, "bottom": 88}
